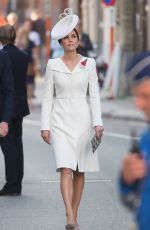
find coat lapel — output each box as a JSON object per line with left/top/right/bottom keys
{"left": 49, "top": 57, "right": 90, "bottom": 74}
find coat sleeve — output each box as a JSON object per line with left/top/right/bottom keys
{"left": 41, "top": 61, "right": 54, "bottom": 130}
{"left": 1, "top": 53, "right": 14, "bottom": 122}
{"left": 88, "top": 58, "right": 103, "bottom": 127}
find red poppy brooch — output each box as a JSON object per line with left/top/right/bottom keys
{"left": 79, "top": 58, "right": 88, "bottom": 68}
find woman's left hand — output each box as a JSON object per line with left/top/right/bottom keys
{"left": 94, "top": 125, "right": 104, "bottom": 139}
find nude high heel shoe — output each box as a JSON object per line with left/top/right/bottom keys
{"left": 75, "top": 224, "right": 80, "bottom": 230}
{"left": 65, "top": 224, "right": 75, "bottom": 229}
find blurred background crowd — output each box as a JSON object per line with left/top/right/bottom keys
{"left": 0, "top": 0, "right": 150, "bottom": 100}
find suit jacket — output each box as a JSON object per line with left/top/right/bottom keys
{"left": 3, "top": 44, "right": 30, "bottom": 118}
{"left": 0, "top": 50, "right": 14, "bottom": 122}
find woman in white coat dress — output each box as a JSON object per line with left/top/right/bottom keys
{"left": 41, "top": 9, "right": 104, "bottom": 230}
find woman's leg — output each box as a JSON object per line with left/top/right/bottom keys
{"left": 60, "top": 168, "right": 75, "bottom": 225}
{"left": 72, "top": 171, "right": 85, "bottom": 227}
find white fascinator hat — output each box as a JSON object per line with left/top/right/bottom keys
{"left": 51, "top": 8, "right": 79, "bottom": 40}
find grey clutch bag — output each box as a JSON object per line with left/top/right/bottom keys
{"left": 91, "top": 134, "right": 101, "bottom": 153}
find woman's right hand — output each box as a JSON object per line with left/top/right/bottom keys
{"left": 41, "top": 130, "right": 51, "bottom": 144}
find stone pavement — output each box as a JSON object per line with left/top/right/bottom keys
{"left": 33, "top": 77, "right": 145, "bottom": 122}
{"left": 101, "top": 97, "right": 144, "bottom": 122}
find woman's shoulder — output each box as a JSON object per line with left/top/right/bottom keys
{"left": 46, "top": 57, "right": 61, "bottom": 68}
{"left": 87, "top": 57, "right": 96, "bottom": 64}
{"left": 46, "top": 57, "right": 70, "bottom": 73}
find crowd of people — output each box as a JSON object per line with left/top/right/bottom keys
{"left": 1, "top": 7, "right": 150, "bottom": 230}
{"left": 0, "top": 11, "right": 46, "bottom": 106}
{"left": 0, "top": 9, "right": 103, "bottom": 230}
{"left": 1, "top": 10, "right": 97, "bottom": 103}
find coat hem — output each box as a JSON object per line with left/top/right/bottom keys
{"left": 56, "top": 165, "right": 99, "bottom": 173}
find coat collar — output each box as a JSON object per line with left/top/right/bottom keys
{"left": 48, "top": 56, "right": 90, "bottom": 74}
{"left": 3, "top": 44, "right": 16, "bottom": 50}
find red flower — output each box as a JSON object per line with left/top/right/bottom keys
{"left": 80, "top": 59, "right": 88, "bottom": 68}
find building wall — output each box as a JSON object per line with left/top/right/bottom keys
{"left": 146, "top": 0, "right": 150, "bottom": 49}
{"left": 88, "top": 0, "right": 99, "bottom": 43}
{"left": 116, "top": 0, "right": 149, "bottom": 53}
{"left": 51, "top": 0, "right": 68, "bottom": 26}
{"left": 4, "top": 0, "right": 150, "bottom": 52}
{"left": 133, "top": 0, "right": 147, "bottom": 51}
{"left": 17, "top": 0, "right": 45, "bottom": 18}
{"left": 0, "top": 0, "right": 8, "bottom": 16}
{"left": 68, "top": 0, "right": 79, "bottom": 14}
{"left": 116, "top": 0, "right": 135, "bottom": 52}
{"left": 69, "top": 0, "right": 101, "bottom": 44}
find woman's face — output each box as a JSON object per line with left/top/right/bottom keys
{"left": 60, "top": 30, "right": 79, "bottom": 52}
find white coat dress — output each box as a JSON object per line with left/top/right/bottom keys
{"left": 41, "top": 56, "right": 103, "bottom": 172}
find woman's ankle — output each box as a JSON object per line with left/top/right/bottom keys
{"left": 72, "top": 209, "right": 77, "bottom": 222}
{"left": 66, "top": 212, "right": 75, "bottom": 224}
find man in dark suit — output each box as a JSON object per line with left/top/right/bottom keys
{"left": 0, "top": 24, "right": 30, "bottom": 196}
{"left": 0, "top": 50, "right": 14, "bottom": 137}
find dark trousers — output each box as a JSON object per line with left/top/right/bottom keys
{"left": 0, "top": 117, "right": 23, "bottom": 191}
